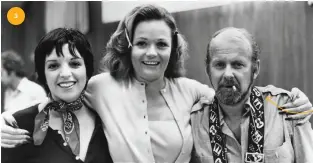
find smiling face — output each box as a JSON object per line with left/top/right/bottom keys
{"left": 45, "top": 44, "right": 87, "bottom": 102}
{"left": 208, "top": 29, "right": 259, "bottom": 105}
{"left": 131, "top": 20, "right": 172, "bottom": 83}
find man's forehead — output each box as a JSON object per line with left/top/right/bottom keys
{"left": 210, "top": 28, "right": 252, "bottom": 57}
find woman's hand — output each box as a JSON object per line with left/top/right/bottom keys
{"left": 1, "top": 112, "right": 31, "bottom": 148}
{"left": 279, "top": 87, "right": 313, "bottom": 125}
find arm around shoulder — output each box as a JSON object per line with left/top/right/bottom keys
{"left": 85, "top": 73, "right": 111, "bottom": 108}
{"left": 180, "top": 78, "right": 215, "bottom": 103}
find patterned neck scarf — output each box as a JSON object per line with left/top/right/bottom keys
{"left": 33, "top": 93, "right": 85, "bottom": 155}
{"left": 209, "top": 87, "right": 265, "bottom": 163}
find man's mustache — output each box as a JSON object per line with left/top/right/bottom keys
{"left": 218, "top": 77, "right": 240, "bottom": 89}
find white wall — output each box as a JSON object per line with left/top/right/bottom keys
{"left": 101, "top": 1, "right": 232, "bottom": 23}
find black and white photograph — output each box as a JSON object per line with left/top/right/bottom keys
{"left": 1, "top": 1, "right": 313, "bottom": 163}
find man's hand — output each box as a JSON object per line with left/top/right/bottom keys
{"left": 280, "top": 87, "right": 313, "bottom": 125}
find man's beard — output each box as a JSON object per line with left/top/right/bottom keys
{"left": 212, "top": 75, "right": 254, "bottom": 105}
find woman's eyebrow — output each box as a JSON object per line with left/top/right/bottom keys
{"left": 71, "top": 57, "right": 82, "bottom": 60}
{"left": 134, "top": 37, "right": 147, "bottom": 40}
{"left": 45, "top": 59, "right": 58, "bottom": 63}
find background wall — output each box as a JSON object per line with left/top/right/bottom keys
{"left": 174, "top": 2, "right": 313, "bottom": 125}
{"left": 1, "top": 1, "right": 312, "bottom": 124}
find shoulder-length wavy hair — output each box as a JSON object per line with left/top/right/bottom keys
{"left": 103, "top": 4, "right": 188, "bottom": 81}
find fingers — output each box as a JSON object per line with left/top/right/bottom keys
{"left": 1, "top": 125, "right": 31, "bottom": 148}
{"left": 275, "top": 87, "right": 313, "bottom": 123}
{"left": 1, "top": 143, "right": 18, "bottom": 148}
{"left": 296, "top": 114, "right": 313, "bottom": 126}
{"left": 1, "top": 135, "right": 31, "bottom": 144}
{"left": 285, "top": 111, "right": 313, "bottom": 120}
{"left": 1, "top": 124, "right": 30, "bottom": 135}
{"left": 1, "top": 138, "right": 30, "bottom": 148}
{"left": 280, "top": 87, "right": 312, "bottom": 114}
{"left": 281, "top": 87, "right": 309, "bottom": 108}
{"left": 1, "top": 131, "right": 31, "bottom": 140}
{"left": 2, "top": 112, "right": 18, "bottom": 127}
{"left": 280, "top": 98, "right": 309, "bottom": 108}
{"left": 285, "top": 113, "right": 306, "bottom": 120}
{"left": 290, "top": 87, "right": 301, "bottom": 99}
{"left": 281, "top": 103, "right": 313, "bottom": 114}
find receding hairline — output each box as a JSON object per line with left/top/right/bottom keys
{"left": 209, "top": 28, "right": 253, "bottom": 57}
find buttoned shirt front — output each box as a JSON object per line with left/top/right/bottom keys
{"left": 4, "top": 77, "right": 47, "bottom": 113}
{"left": 85, "top": 72, "right": 215, "bottom": 163}
{"left": 191, "top": 85, "right": 313, "bottom": 163}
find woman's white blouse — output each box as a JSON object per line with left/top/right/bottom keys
{"left": 85, "top": 72, "right": 215, "bottom": 163}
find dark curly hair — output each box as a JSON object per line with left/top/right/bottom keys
{"left": 34, "top": 28, "right": 94, "bottom": 93}
{"left": 102, "top": 4, "right": 188, "bottom": 81}
{"left": 205, "top": 27, "right": 260, "bottom": 73}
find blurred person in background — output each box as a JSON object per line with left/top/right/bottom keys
{"left": 1, "top": 50, "right": 47, "bottom": 113}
